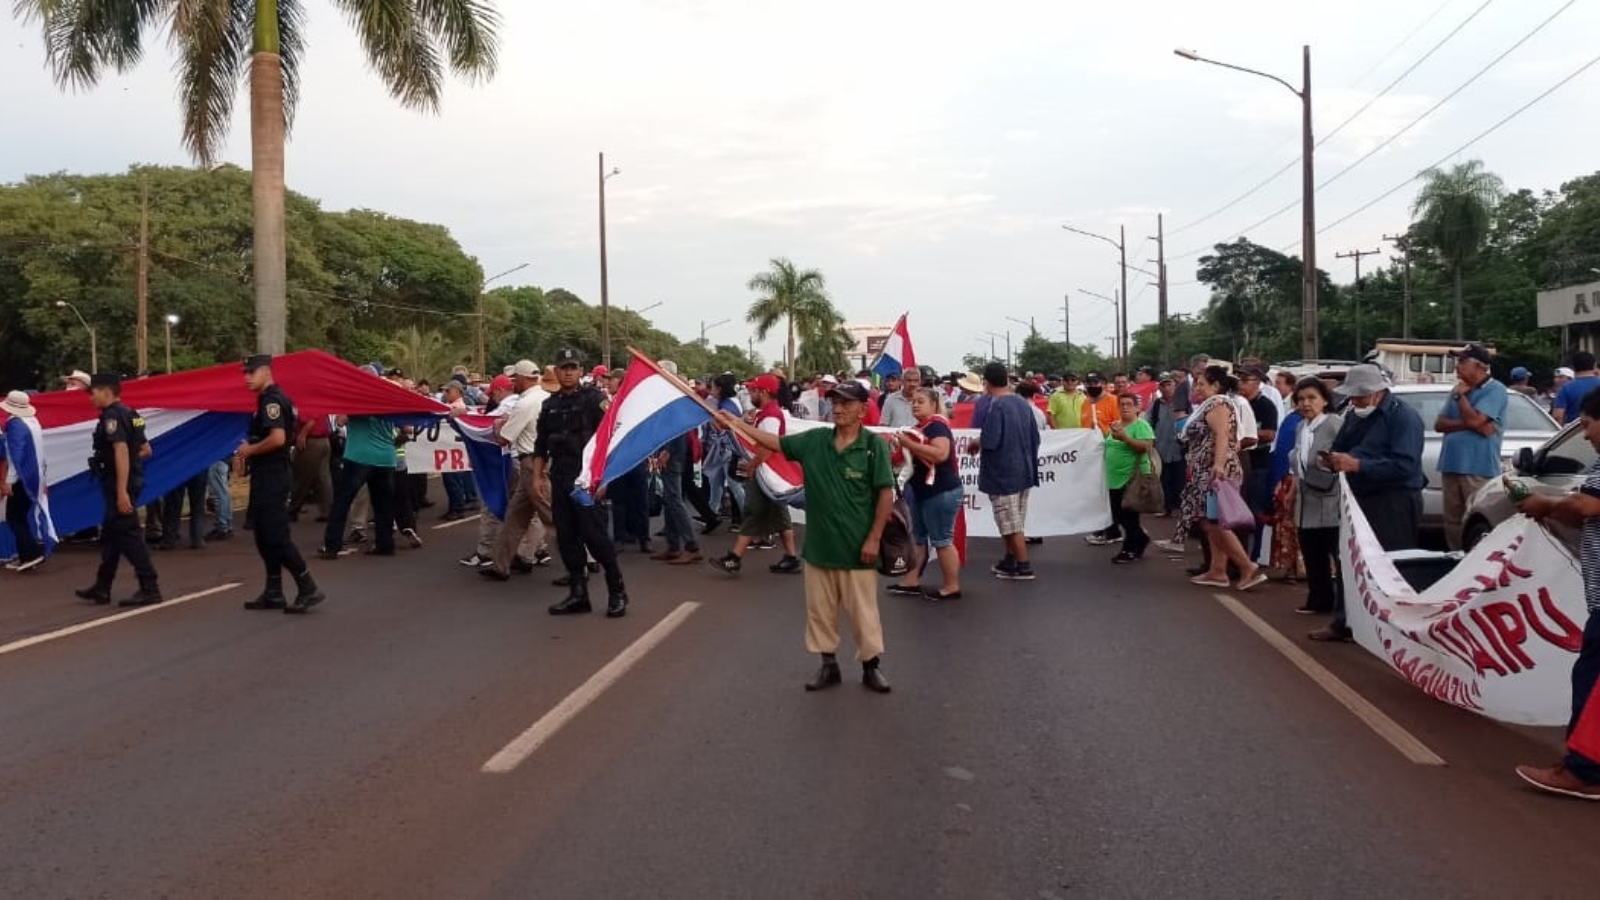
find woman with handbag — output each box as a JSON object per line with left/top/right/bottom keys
{"left": 1185, "top": 366, "right": 1267, "bottom": 591}
{"left": 1106, "top": 394, "right": 1157, "bottom": 563}
{"left": 886, "top": 388, "right": 965, "bottom": 600}
{"left": 1290, "top": 377, "right": 1344, "bottom": 614}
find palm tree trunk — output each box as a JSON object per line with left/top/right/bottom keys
{"left": 786, "top": 316, "right": 795, "bottom": 372}
{"left": 1452, "top": 265, "right": 1465, "bottom": 340}
{"left": 251, "top": 0, "right": 287, "bottom": 354}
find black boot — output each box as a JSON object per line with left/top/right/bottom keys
{"left": 119, "top": 582, "right": 163, "bottom": 607}
{"left": 285, "top": 571, "right": 326, "bottom": 614}
{"left": 548, "top": 578, "right": 592, "bottom": 616}
{"left": 244, "top": 576, "right": 287, "bottom": 611}
{"left": 605, "top": 587, "right": 629, "bottom": 619}
{"left": 75, "top": 584, "right": 112, "bottom": 605}
{"left": 804, "top": 657, "right": 843, "bottom": 692}
{"left": 862, "top": 657, "right": 892, "bottom": 694}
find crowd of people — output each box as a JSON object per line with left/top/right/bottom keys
{"left": 7, "top": 342, "right": 1600, "bottom": 801}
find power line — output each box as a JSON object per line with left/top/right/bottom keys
{"left": 1318, "top": 47, "right": 1600, "bottom": 235}
{"left": 1344, "top": 0, "right": 1461, "bottom": 89}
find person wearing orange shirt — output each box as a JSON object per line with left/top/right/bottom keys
{"left": 1079, "top": 372, "right": 1119, "bottom": 433}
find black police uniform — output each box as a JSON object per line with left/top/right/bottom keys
{"left": 245, "top": 375, "right": 324, "bottom": 611}
{"left": 80, "top": 399, "right": 161, "bottom": 605}
{"left": 536, "top": 371, "right": 627, "bottom": 617}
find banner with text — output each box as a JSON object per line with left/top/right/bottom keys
{"left": 409, "top": 421, "right": 474, "bottom": 474}
{"left": 1339, "top": 477, "right": 1586, "bottom": 726}
{"left": 951, "top": 428, "right": 1111, "bottom": 538}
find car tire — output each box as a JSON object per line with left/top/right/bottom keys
{"left": 1462, "top": 517, "right": 1492, "bottom": 552}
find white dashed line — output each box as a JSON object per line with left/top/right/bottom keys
{"left": 0, "top": 583, "right": 244, "bottom": 659}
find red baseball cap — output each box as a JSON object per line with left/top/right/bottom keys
{"left": 591, "top": 365, "right": 609, "bottom": 378}
{"left": 746, "top": 374, "right": 780, "bottom": 394}
{"left": 489, "top": 375, "right": 514, "bottom": 393}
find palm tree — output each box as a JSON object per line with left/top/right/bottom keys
{"left": 1411, "top": 160, "right": 1504, "bottom": 339}
{"left": 388, "top": 325, "right": 466, "bottom": 382}
{"left": 15, "top": 1, "right": 501, "bottom": 355}
{"left": 746, "top": 257, "right": 833, "bottom": 369}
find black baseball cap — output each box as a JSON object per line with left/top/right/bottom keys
{"left": 89, "top": 372, "right": 121, "bottom": 390}
{"left": 243, "top": 354, "right": 273, "bottom": 372}
{"left": 1451, "top": 343, "right": 1493, "bottom": 365}
{"left": 1084, "top": 372, "right": 1104, "bottom": 385}
{"left": 827, "top": 381, "right": 870, "bottom": 403}
{"left": 554, "top": 348, "right": 583, "bottom": 368}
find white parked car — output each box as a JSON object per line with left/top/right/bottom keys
{"left": 1461, "top": 421, "right": 1590, "bottom": 551}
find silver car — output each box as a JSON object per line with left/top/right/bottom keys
{"left": 1385, "top": 384, "right": 1558, "bottom": 541}
{"left": 1460, "top": 420, "right": 1592, "bottom": 551}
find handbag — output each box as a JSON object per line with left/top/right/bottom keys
{"left": 1122, "top": 451, "right": 1164, "bottom": 515}
{"left": 1211, "top": 478, "right": 1254, "bottom": 531}
{"left": 877, "top": 491, "right": 914, "bottom": 577}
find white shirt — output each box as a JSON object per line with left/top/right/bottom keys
{"left": 498, "top": 385, "right": 549, "bottom": 456}
{"left": 1228, "top": 394, "right": 1258, "bottom": 450}
{"left": 1294, "top": 414, "right": 1328, "bottom": 477}
{"left": 490, "top": 394, "right": 518, "bottom": 457}
{"left": 797, "top": 388, "right": 821, "bottom": 420}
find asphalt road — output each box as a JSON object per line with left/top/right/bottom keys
{"left": 2, "top": 507, "right": 1597, "bottom": 899}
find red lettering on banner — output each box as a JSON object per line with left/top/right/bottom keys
{"left": 1450, "top": 615, "right": 1508, "bottom": 677}
{"left": 1479, "top": 601, "right": 1534, "bottom": 672}
{"left": 434, "top": 450, "right": 449, "bottom": 471}
{"left": 1427, "top": 619, "right": 1479, "bottom": 669}
{"left": 1519, "top": 587, "right": 1584, "bottom": 653}
{"left": 451, "top": 449, "right": 466, "bottom": 470}
{"left": 1391, "top": 648, "right": 1485, "bottom": 711}
{"left": 1469, "top": 609, "right": 1517, "bottom": 675}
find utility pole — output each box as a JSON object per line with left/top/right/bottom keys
{"left": 1337, "top": 247, "right": 1381, "bottom": 358}
{"left": 1383, "top": 233, "right": 1413, "bottom": 339}
{"left": 1302, "top": 45, "right": 1318, "bottom": 361}
{"left": 137, "top": 177, "right": 150, "bottom": 373}
{"left": 1118, "top": 224, "right": 1129, "bottom": 372}
{"left": 1154, "top": 213, "right": 1170, "bottom": 370}
{"left": 598, "top": 152, "right": 620, "bottom": 370}
{"left": 1062, "top": 292, "right": 1071, "bottom": 371}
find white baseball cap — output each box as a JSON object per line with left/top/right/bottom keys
{"left": 1556, "top": 367, "right": 1576, "bottom": 379}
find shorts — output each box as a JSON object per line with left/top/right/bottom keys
{"left": 738, "top": 483, "right": 792, "bottom": 536}
{"left": 910, "top": 487, "right": 962, "bottom": 549}
{"left": 989, "top": 491, "right": 1030, "bottom": 537}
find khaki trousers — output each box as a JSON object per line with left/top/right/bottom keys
{"left": 290, "top": 437, "right": 333, "bottom": 516}
{"left": 803, "top": 564, "right": 885, "bottom": 661}
{"left": 1441, "top": 472, "right": 1489, "bottom": 551}
{"left": 490, "top": 457, "right": 552, "bottom": 573}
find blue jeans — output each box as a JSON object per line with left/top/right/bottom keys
{"left": 661, "top": 464, "right": 699, "bottom": 552}
{"left": 207, "top": 460, "right": 233, "bottom": 534}
{"left": 704, "top": 460, "right": 745, "bottom": 522}
{"left": 442, "top": 471, "right": 477, "bottom": 512}
{"left": 1567, "top": 611, "right": 1600, "bottom": 782}
{"left": 909, "top": 487, "right": 962, "bottom": 549}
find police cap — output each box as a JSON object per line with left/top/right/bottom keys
{"left": 243, "top": 354, "right": 273, "bottom": 372}
{"left": 89, "top": 372, "right": 121, "bottom": 391}
{"left": 554, "top": 348, "right": 584, "bottom": 368}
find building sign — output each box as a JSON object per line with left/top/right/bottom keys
{"left": 846, "top": 324, "right": 893, "bottom": 360}
{"left": 1535, "top": 280, "right": 1600, "bottom": 328}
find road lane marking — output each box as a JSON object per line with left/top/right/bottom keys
{"left": 482, "top": 601, "right": 701, "bottom": 774}
{"left": 1211, "top": 593, "right": 1446, "bottom": 767}
{"left": 431, "top": 514, "right": 482, "bottom": 531}
{"left": 0, "top": 583, "right": 243, "bottom": 659}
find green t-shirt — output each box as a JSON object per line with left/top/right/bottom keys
{"left": 344, "top": 415, "right": 397, "bottom": 469}
{"left": 780, "top": 426, "right": 896, "bottom": 570}
{"left": 1048, "top": 390, "right": 1086, "bottom": 429}
{"left": 1104, "top": 418, "right": 1155, "bottom": 490}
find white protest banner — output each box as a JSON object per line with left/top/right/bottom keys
{"left": 952, "top": 428, "right": 1111, "bottom": 538}
{"left": 408, "top": 420, "right": 474, "bottom": 475}
{"left": 1339, "top": 477, "right": 1586, "bottom": 726}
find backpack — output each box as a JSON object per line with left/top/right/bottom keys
{"left": 877, "top": 490, "right": 914, "bottom": 577}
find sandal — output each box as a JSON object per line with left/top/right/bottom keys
{"left": 1238, "top": 569, "right": 1270, "bottom": 592}
{"left": 1189, "top": 575, "right": 1231, "bottom": 588}
{"left": 886, "top": 583, "right": 923, "bottom": 596}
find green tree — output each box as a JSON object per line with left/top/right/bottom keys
{"left": 745, "top": 257, "right": 832, "bottom": 368}
{"left": 387, "top": 325, "right": 467, "bottom": 382}
{"left": 1411, "top": 160, "right": 1505, "bottom": 339}
{"left": 14, "top": 0, "right": 502, "bottom": 355}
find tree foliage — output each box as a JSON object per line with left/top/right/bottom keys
{"left": 1412, "top": 160, "right": 1505, "bottom": 338}
{"left": 745, "top": 257, "right": 835, "bottom": 369}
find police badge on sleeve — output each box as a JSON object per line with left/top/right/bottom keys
{"left": 267, "top": 403, "right": 282, "bottom": 419}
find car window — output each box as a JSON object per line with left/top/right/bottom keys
{"left": 1394, "top": 390, "right": 1555, "bottom": 432}
{"left": 1542, "top": 425, "right": 1597, "bottom": 476}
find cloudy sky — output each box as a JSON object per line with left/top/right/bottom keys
{"left": 4, "top": 0, "right": 1599, "bottom": 369}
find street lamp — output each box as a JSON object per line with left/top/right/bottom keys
{"left": 984, "top": 330, "right": 1012, "bottom": 367}
{"left": 599, "top": 152, "right": 622, "bottom": 370}
{"left": 164, "top": 313, "right": 179, "bottom": 373}
{"left": 477, "top": 262, "right": 530, "bottom": 373}
{"left": 701, "top": 317, "right": 731, "bottom": 345}
{"left": 1063, "top": 224, "right": 1129, "bottom": 371}
{"left": 627, "top": 301, "right": 664, "bottom": 315}
{"left": 1176, "top": 45, "right": 1317, "bottom": 359}
{"left": 55, "top": 300, "right": 98, "bottom": 372}
{"left": 1005, "top": 315, "right": 1036, "bottom": 336}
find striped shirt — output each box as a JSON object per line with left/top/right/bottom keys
{"left": 1583, "top": 458, "right": 1600, "bottom": 612}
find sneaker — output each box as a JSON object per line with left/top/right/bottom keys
{"left": 991, "top": 557, "right": 1017, "bottom": 577}
{"left": 669, "top": 551, "right": 704, "bottom": 565}
{"left": 997, "top": 563, "right": 1035, "bottom": 581}
{"left": 709, "top": 552, "right": 742, "bottom": 575}
{"left": 1515, "top": 763, "right": 1600, "bottom": 800}
{"left": 532, "top": 548, "right": 554, "bottom": 567}
{"left": 316, "top": 546, "right": 341, "bottom": 561}
{"left": 750, "top": 538, "right": 777, "bottom": 551}
{"left": 2, "top": 560, "right": 19, "bottom": 571}
{"left": 1084, "top": 534, "right": 1110, "bottom": 547}
{"left": 1154, "top": 539, "right": 1186, "bottom": 554}
{"left": 769, "top": 555, "right": 801, "bottom": 574}
{"left": 402, "top": 528, "right": 423, "bottom": 549}
{"left": 458, "top": 553, "right": 489, "bottom": 567}
{"left": 348, "top": 529, "right": 366, "bottom": 545}
{"left": 14, "top": 557, "right": 44, "bottom": 572}
{"left": 205, "top": 528, "right": 233, "bottom": 541}
{"left": 1308, "top": 625, "right": 1354, "bottom": 642}
{"left": 1111, "top": 551, "right": 1142, "bottom": 565}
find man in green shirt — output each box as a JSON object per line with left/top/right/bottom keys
{"left": 717, "top": 381, "right": 896, "bottom": 693}
{"left": 1047, "top": 372, "right": 1087, "bottom": 429}
{"left": 320, "top": 412, "right": 399, "bottom": 558}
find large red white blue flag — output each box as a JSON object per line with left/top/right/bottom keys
{"left": 578, "top": 358, "right": 712, "bottom": 492}
{"left": 872, "top": 313, "right": 917, "bottom": 380}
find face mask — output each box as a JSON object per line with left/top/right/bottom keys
{"left": 1349, "top": 404, "right": 1376, "bottom": 418}
{"left": 1086, "top": 386, "right": 1103, "bottom": 399}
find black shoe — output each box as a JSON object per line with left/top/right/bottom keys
{"left": 606, "top": 590, "right": 629, "bottom": 618}
{"left": 701, "top": 516, "right": 721, "bottom": 536}
{"left": 157, "top": 539, "right": 179, "bottom": 552}
{"left": 997, "top": 563, "right": 1035, "bottom": 581}
{"left": 709, "top": 552, "right": 742, "bottom": 575}
{"left": 478, "top": 567, "right": 511, "bottom": 582}
{"left": 204, "top": 527, "right": 232, "bottom": 541}
{"left": 1111, "top": 551, "right": 1142, "bottom": 565}
{"left": 245, "top": 578, "right": 287, "bottom": 610}
{"left": 533, "top": 549, "right": 554, "bottom": 567}
{"left": 586, "top": 561, "right": 601, "bottom": 574}
{"left": 770, "top": 555, "right": 801, "bottom": 574}
{"left": 317, "top": 546, "right": 341, "bottom": 560}
{"left": 441, "top": 510, "right": 465, "bottom": 522}
{"left": 862, "top": 665, "right": 892, "bottom": 693}
{"left": 990, "top": 556, "right": 1016, "bottom": 576}
{"left": 510, "top": 558, "right": 535, "bottom": 574}
{"left": 75, "top": 585, "right": 112, "bottom": 605}
{"left": 549, "top": 582, "right": 593, "bottom": 616}
{"left": 118, "top": 589, "right": 163, "bottom": 607}
{"left": 551, "top": 573, "right": 576, "bottom": 587}
{"left": 286, "top": 572, "right": 326, "bottom": 613}
{"left": 364, "top": 546, "right": 396, "bottom": 557}
{"left": 804, "top": 662, "right": 843, "bottom": 692}
{"left": 885, "top": 583, "right": 923, "bottom": 596}
{"left": 920, "top": 585, "right": 961, "bottom": 602}
{"left": 1025, "top": 536, "right": 1044, "bottom": 546}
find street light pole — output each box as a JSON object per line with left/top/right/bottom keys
{"left": 1063, "top": 224, "right": 1129, "bottom": 370}
{"left": 1176, "top": 45, "right": 1317, "bottom": 359}
{"left": 164, "top": 314, "right": 179, "bottom": 373}
{"left": 476, "top": 262, "right": 530, "bottom": 374}
{"left": 56, "top": 300, "right": 97, "bottom": 372}
{"left": 137, "top": 177, "right": 150, "bottom": 373}
{"left": 701, "top": 317, "right": 731, "bottom": 345}
{"left": 599, "top": 152, "right": 621, "bottom": 370}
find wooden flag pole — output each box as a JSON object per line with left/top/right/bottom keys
{"left": 625, "top": 345, "right": 722, "bottom": 418}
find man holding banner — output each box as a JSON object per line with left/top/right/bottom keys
{"left": 1513, "top": 389, "right": 1600, "bottom": 800}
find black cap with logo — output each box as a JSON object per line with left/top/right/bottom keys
{"left": 1452, "top": 342, "right": 1493, "bottom": 366}
{"left": 827, "top": 381, "right": 870, "bottom": 403}
{"left": 243, "top": 354, "right": 273, "bottom": 372}
{"left": 554, "top": 348, "right": 584, "bottom": 367}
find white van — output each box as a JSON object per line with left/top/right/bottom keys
{"left": 1368, "top": 338, "right": 1492, "bottom": 384}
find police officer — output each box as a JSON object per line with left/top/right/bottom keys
{"left": 74, "top": 372, "right": 163, "bottom": 607}
{"left": 533, "top": 348, "right": 628, "bottom": 617}
{"left": 237, "top": 355, "right": 326, "bottom": 613}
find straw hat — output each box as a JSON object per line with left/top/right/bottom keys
{"left": 957, "top": 371, "right": 985, "bottom": 393}
{"left": 2, "top": 390, "right": 36, "bottom": 418}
